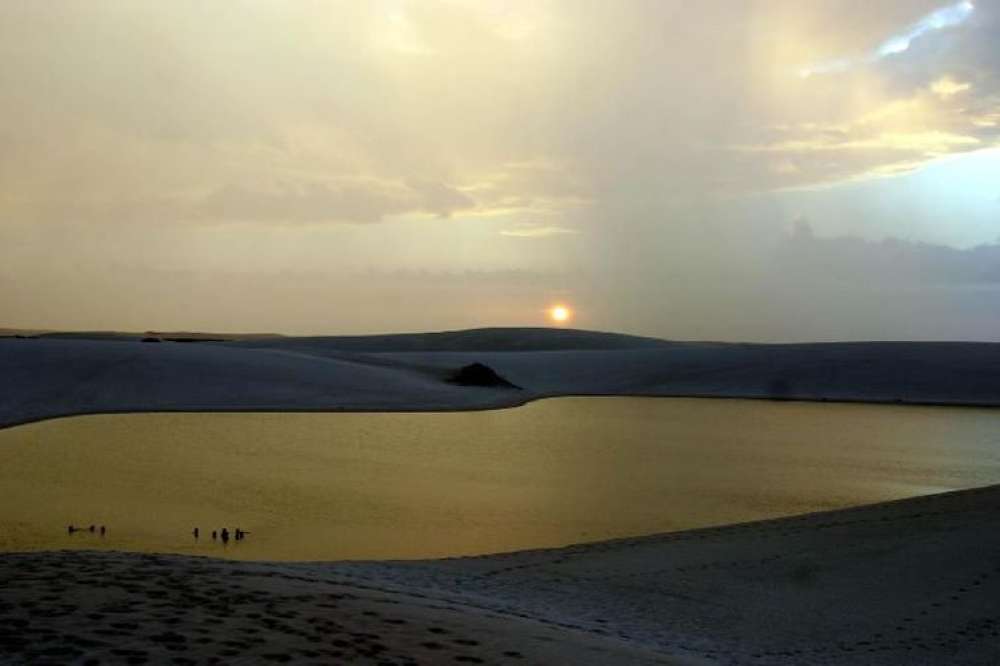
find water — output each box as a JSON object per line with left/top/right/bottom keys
{"left": 1, "top": 398, "right": 998, "bottom": 560}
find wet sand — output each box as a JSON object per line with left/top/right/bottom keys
{"left": 2, "top": 484, "right": 999, "bottom": 664}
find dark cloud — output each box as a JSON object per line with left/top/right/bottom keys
{"left": 779, "top": 225, "right": 1000, "bottom": 284}
{"left": 406, "top": 180, "right": 476, "bottom": 218}
{"left": 196, "top": 180, "right": 473, "bottom": 224}
{"left": 879, "top": 1, "right": 1000, "bottom": 91}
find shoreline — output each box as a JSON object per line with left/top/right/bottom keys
{"left": 2, "top": 390, "right": 998, "bottom": 433}
{"left": 3, "top": 484, "right": 999, "bottom": 664}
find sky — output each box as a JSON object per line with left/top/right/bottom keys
{"left": 2, "top": 0, "right": 999, "bottom": 340}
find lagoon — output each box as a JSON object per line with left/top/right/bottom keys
{"left": 1, "top": 397, "right": 998, "bottom": 560}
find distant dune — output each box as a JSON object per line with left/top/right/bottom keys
{"left": 30, "top": 329, "right": 284, "bottom": 341}
{"left": 23, "top": 326, "right": 662, "bottom": 349}
{"left": 3, "top": 327, "right": 1000, "bottom": 428}
{"left": 233, "top": 327, "right": 670, "bottom": 352}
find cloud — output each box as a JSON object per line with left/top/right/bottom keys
{"left": 876, "top": 1, "right": 975, "bottom": 55}
{"left": 740, "top": 131, "right": 980, "bottom": 154}
{"left": 733, "top": 70, "right": 1000, "bottom": 189}
{"left": 194, "top": 179, "right": 474, "bottom": 225}
{"left": 499, "top": 225, "right": 576, "bottom": 238}
{"left": 406, "top": 180, "right": 476, "bottom": 218}
{"left": 5, "top": 1, "right": 1000, "bottom": 340}
{"left": 779, "top": 225, "right": 1000, "bottom": 284}
{"left": 930, "top": 76, "right": 973, "bottom": 98}
{"left": 799, "top": 1, "right": 975, "bottom": 77}
{"left": 3, "top": 1, "right": 993, "bottom": 226}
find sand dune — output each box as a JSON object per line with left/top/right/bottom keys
{"left": 2, "top": 484, "right": 998, "bottom": 664}
{"left": 3, "top": 328, "right": 1000, "bottom": 428}
{"left": 0, "top": 336, "right": 517, "bottom": 428}
{"left": 229, "top": 327, "right": 669, "bottom": 352}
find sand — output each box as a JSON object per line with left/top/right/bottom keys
{"left": 2, "top": 484, "right": 998, "bottom": 664}
{"left": 5, "top": 331, "right": 1000, "bottom": 428}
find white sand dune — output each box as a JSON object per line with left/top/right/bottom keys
{"left": 2, "top": 484, "right": 998, "bottom": 664}
{"left": 3, "top": 327, "right": 1000, "bottom": 427}
{"left": 0, "top": 336, "right": 518, "bottom": 428}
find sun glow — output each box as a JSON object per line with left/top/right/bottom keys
{"left": 548, "top": 305, "right": 572, "bottom": 324}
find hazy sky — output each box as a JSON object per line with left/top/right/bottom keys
{"left": 3, "top": 1, "right": 999, "bottom": 340}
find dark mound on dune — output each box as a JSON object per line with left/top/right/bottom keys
{"left": 448, "top": 363, "right": 521, "bottom": 389}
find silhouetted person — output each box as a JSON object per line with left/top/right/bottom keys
{"left": 221, "top": 528, "right": 229, "bottom": 545}
{"left": 235, "top": 528, "right": 243, "bottom": 541}
{"left": 100, "top": 526, "right": 106, "bottom": 537}
{"left": 67, "top": 525, "right": 76, "bottom": 535}
{"left": 88, "top": 525, "right": 95, "bottom": 533}
{"left": 211, "top": 530, "right": 217, "bottom": 540}
{"left": 193, "top": 527, "right": 199, "bottom": 539}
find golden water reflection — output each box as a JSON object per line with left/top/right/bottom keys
{"left": 1, "top": 398, "right": 999, "bottom": 561}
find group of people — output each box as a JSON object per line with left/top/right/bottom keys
{"left": 65, "top": 524, "right": 251, "bottom": 545}
{"left": 192, "top": 527, "right": 248, "bottom": 545}
{"left": 67, "top": 524, "right": 105, "bottom": 536}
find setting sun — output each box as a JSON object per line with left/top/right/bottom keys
{"left": 549, "top": 305, "right": 572, "bottom": 324}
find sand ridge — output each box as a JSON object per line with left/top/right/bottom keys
{"left": 2, "top": 485, "right": 999, "bottom": 664}
{"left": 5, "top": 332, "right": 1000, "bottom": 429}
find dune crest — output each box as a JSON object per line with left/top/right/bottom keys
{"left": 3, "top": 328, "right": 1000, "bottom": 428}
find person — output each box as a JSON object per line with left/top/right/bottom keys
{"left": 235, "top": 528, "right": 242, "bottom": 541}
{"left": 100, "top": 526, "right": 106, "bottom": 537}
{"left": 221, "top": 528, "right": 229, "bottom": 544}
{"left": 88, "top": 525, "right": 95, "bottom": 533}
{"left": 193, "top": 527, "right": 199, "bottom": 539}
{"left": 211, "top": 530, "right": 217, "bottom": 540}
{"left": 67, "top": 525, "right": 75, "bottom": 535}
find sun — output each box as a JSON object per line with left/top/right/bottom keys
{"left": 548, "top": 304, "right": 572, "bottom": 324}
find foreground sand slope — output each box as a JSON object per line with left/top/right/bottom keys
{"left": 2, "top": 485, "right": 998, "bottom": 665}
{"left": 4, "top": 329, "right": 1000, "bottom": 427}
